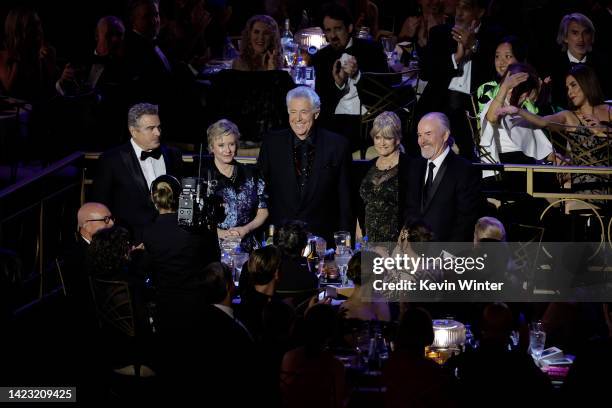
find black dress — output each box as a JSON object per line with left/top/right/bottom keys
{"left": 359, "top": 162, "right": 400, "bottom": 242}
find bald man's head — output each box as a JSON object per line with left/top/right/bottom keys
{"left": 77, "top": 202, "right": 114, "bottom": 242}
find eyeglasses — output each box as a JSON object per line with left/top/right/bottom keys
{"left": 85, "top": 215, "right": 115, "bottom": 225}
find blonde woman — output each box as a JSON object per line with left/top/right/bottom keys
{"left": 232, "top": 15, "right": 283, "bottom": 71}
{"left": 207, "top": 119, "right": 268, "bottom": 250}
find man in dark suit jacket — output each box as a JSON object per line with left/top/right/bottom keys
{"left": 124, "top": 0, "right": 172, "bottom": 105}
{"left": 405, "top": 112, "right": 481, "bottom": 242}
{"left": 418, "top": 0, "right": 501, "bottom": 160}
{"left": 91, "top": 103, "right": 182, "bottom": 241}
{"left": 258, "top": 86, "right": 352, "bottom": 244}
{"left": 311, "top": 2, "right": 388, "bottom": 152}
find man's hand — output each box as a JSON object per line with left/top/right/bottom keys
{"left": 60, "top": 63, "right": 76, "bottom": 83}
{"left": 451, "top": 20, "right": 477, "bottom": 64}
{"left": 342, "top": 55, "right": 358, "bottom": 78}
{"left": 332, "top": 58, "right": 348, "bottom": 86}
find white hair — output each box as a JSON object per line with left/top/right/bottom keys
{"left": 286, "top": 86, "right": 321, "bottom": 111}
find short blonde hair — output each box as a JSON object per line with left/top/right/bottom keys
{"left": 207, "top": 119, "right": 241, "bottom": 151}
{"left": 474, "top": 217, "right": 506, "bottom": 242}
{"left": 370, "top": 111, "right": 401, "bottom": 141}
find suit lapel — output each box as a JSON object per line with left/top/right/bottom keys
{"left": 422, "top": 153, "right": 451, "bottom": 213}
{"left": 120, "top": 143, "right": 150, "bottom": 198}
{"left": 160, "top": 145, "right": 173, "bottom": 174}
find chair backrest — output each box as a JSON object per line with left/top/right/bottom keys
{"left": 89, "top": 277, "right": 136, "bottom": 337}
{"left": 358, "top": 71, "right": 416, "bottom": 121}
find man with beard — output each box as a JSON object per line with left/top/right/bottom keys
{"left": 310, "top": 2, "right": 388, "bottom": 153}
{"left": 405, "top": 112, "right": 481, "bottom": 242}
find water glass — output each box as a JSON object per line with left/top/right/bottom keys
{"left": 529, "top": 321, "right": 546, "bottom": 359}
{"left": 232, "top": 252, "right": 249, "bottom": 285}
{"left": 334, "top": 231, "right": 351, "bottom": 251}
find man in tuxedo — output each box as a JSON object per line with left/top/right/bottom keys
{"left": 417, "top": 0, "right": 501, "bottom": 160}
{"left": 311, "top": 2, "right": 388, "bottom": 152}
{"left": 258, "top": 86, "right": 352, "bottom": 245}
{"left": 91, "top": 103, "right": 182, "bottom": 241}
{"left": 405, "top": 112, "right": 481, "bottom": 242}
{"left": 125, "top": 0, "right": 172, "bottom": 105}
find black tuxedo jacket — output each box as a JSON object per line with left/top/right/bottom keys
{"left": 405, "top": 151, "right": 481, "bottom": 242}
{"left": 311, "top": 37, "right": 388, "bottom": 120}
{"left": 419, "top": 22, "right": 502, "bottom": 112}
{"left": 124, "top": 31, "right": 172, "bottom": 104}
{"left": 257, "top": 127, "right": 352, "bottom": 243}
{"left": 91, "top": 142, "right": 183, "bottom": 240}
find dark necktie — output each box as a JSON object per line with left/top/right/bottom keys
{"left": 140, "top": 147, "right": 162, "bottom": 161}
{"left": 423, "top": 162, "right": 436, "bottom": 202}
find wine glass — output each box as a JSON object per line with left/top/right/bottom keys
{"left": 381, "top": 36, "right": 396, "bottom": 62}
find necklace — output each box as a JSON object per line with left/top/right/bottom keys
{"left": 376, "top": 151, "right": 399, "bottom": 170}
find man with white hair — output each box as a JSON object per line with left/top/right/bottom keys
{"left": 258, "top": 86, "right": 352, "bottom": 244}
{"left": 405, "top": 112, "right": 481, "bottom": 242}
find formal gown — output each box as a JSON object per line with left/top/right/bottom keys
{"left": 359, "top": 163, "right": 400, "bottom": 242}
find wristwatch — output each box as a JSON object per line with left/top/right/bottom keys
{"left": 470, "top": 40, "right": 480, "bottom": 54}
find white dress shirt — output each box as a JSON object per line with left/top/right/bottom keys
{"left": 130, "top": 138, "right": 166, "bottom": 190}
{"left": 334, "top": 39, "right": 366, "bottom": 115}
{"left": 425, "top": 145, "right": 451, "bottom": 185}
{"left": 567, "top": 50, "right": 587, "bottom": 64}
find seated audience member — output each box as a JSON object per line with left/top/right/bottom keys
{"left": 384, "top": 307, "right": 458, "bottom": 408}
{"left": 142, "top": 175, "right": 219, "bottom": 333}
{"left": 476, "top": 35, "right": 529, "bottom": 115}
{"left": 473, "top": 216, "right": 505, "bottom": 244}
{"left": 547, "top": 12, "right": 610, "bottom": 109}
{"left": 310, "top": 2, "right": 388, "bottom": 153}
{"left": 562, "top": 303, "right": 612, "bottom": 407}
{"left": 417, "top": 0, "right": 502, "bottom": 160}
{"left": 496, "top": 64, "right": 611, "bottom": 199}
{"left": 353, "top": 0, "right": 380, "bottom": 38}
{"left": 398, "top": 0, "right": 446, "bottom": 48}
{"left": 232, "top": 15, "right": 283, "bottom": 71}
{"left": 206, "top": 119, "right": 268, "bottom": 250}
{"left": 238, "top": 246, "right": 282, "bottom": 340}
{"left": 124, "top": 0, "right": 173, "bottom": 105}
{"left": 87, "top": 226, "right": 155, "bottom": 388}
{"left": 274, "top": 220, "right": 318, "bottom": 302}
{"left": 64, "top": 203, "right": 115, "bottom": 323}
{"left": 481, "top": 63, "right": 554, "bottom": 173}
{"left": 162, "top": 262, "right": 255, "bottom": 405}
{"left": 280, "top": 304, "right": 346, "bottom": 408}
{"left": 450, "top": 303, "right": 552, "bottom": 408}
{"left": 340, "top": 251, "right": 391, "bottom": 321}
{"left": 0, "top": 6, "right": 57, "bottom": 101}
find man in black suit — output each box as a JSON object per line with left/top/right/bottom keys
{"left": 405, "top": 112, "right": 481, "bottom": 242}
{"left": 92, "top": 103, "right": 182, "bottom": 241}
{"left": 311, "top": 2, "right": 388, "bottom": 152}
{"left": 160, "top": 262, "right": 255, "bottom": 405}
{"left": 258, "top": 86, "right": 352, "bottom": 244}
{"left": 418, "top": 0, "right": 501, "bottom": 160}
{"left": 124, "top": 0, "right": 172, "bottom": 105}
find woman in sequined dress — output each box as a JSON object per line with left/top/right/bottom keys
{"left": 207, "top": 119, "right": 268, "bottom": 250}
{"left": 359, "top": 111, "right": 411, "bottom": 243}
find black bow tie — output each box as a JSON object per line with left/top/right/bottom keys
{"left": 140, "top": 147, "right": 162, "bottom": 161}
